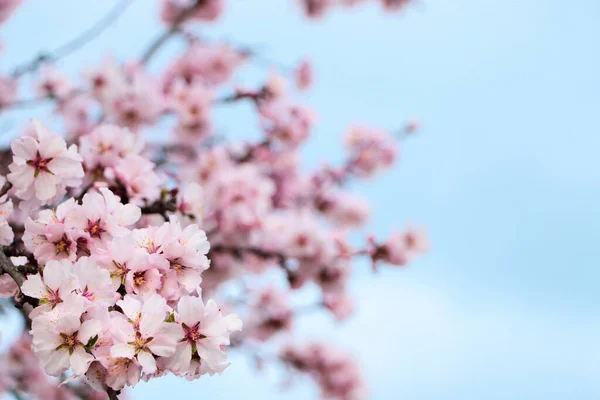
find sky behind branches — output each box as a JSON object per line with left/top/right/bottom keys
{"left": 2, "top": 0, "right": 600, "bottom": 399}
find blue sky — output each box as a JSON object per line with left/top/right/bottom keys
{"left": 2, "top": 0, "right": 600, "bottom": 399}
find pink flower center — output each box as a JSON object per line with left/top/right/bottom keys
{"left": 54, "top": 234, "right": 72, "bottom": 256}
{"left": 183, "top": 322, "right": 206, "bottom": 343}
{"left": 26, "top": 152, "right": 53, "bottom": 177}
{"left": 86, "top": 219, "right": 105, "bottom": 239}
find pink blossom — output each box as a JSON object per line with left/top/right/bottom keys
{"left": 91, "top": 234, "right": 145, "bottom": 288}
{"left": 72, "top": 257, "right": 116, "bottom": 307}
{"left": 176, "top": 182, "right": 204, "bottom": 222}
{"left": 370, "top": 226, "right": 429, "bottom": 267}
{"left": 165, "top": 42, "right": 244, "bottom": 88}
{"left": 91, "top": 61, "right": 165, "bottom": 129}
{"left": 344, "top": 124, "right": 398, "bottom": 178}
{"left": 247, "top": 286, "right": 293, "bottom": 341}
{"left": 33, "top": 65, "right": 73, "bottom": 99}
{"left": 73, "top": 187, "right": 141, "bottom": 250}
{"left": 170, "top": 80, "right": 214, "bottom": 143}
{"left": 108, "top": 154, "right": 162, "bottom": 206}
{"left": 297, "top": 0, "right": 334, "bottom": 19}
{"left": 259, "top": 100, "right": 316, "bottom": 148}
{"left": 0, "top": 274, "right": 18, "bottom": 298}
{"left": 23, "top": 199, "right": 82, "bottom": 264}
{"left": 323, "top": 291, "right": 355, "bottom": 321}
{"left": 21, "top": 259, "right": 77, "bottom": 316}
{"left": 79, "top": 124, "right": 143, "bottom": 170}
{"left": 316, "top": 191, "right": 370, "bottom": 228}
{"left": 0, "top": 75, "right": 17, "bottom": 108}
{"left": 30, "top": 295, "right": 101, "bottom": 376}
{"left": 294, "top": 60, "right": 314, "bottom": 91}
{"left": 8, "top": 120, "right": 84, "bottom": 203}
{"left": 57, "top": 92, "right": 95, "bottom": 139}
{"left": 381, "top": 0, "right": 413, "bottom": 11}
{"left": 125, "top": 259, "right": 162, "bottom": 295}
{"left": 166, "top": 295, "right": 241, "bottom": 376}
{"left": 160, "top": 0, "right": 224, "bottom": 23}
{"left": 281, "top": 341, "right": 368, "bottom": 400}
{"left": 110, "top": 294, "right": 181, "bottom": 375}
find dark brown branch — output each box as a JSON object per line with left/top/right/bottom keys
{"left": 0, "top": 247, "right": 25, "bottom": 287}
{"left": 140, "top": 0, "right": 206, "bottom": 65}
{"left": 0, "top": 181, "right": 12, "bottom": 198}
{"left": 11, "top": 1, "right": 133, "bottom": 78}
{"left": 106, "top": 388, "right": 120, "bottom": 400}
{"left": 211, "top": 245, "right": 286, "bottom": 266}
{"left": 141, "top": 197, "right": 178, "bottom": 219}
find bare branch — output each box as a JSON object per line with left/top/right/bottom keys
{"left": 106, "top": 388, "right": 120, "bottom": 400}
{"left": 140, "top": 0, "right": 206, "bottom": 65}
{"left": 0, "top": 247, "right": 25, "bottom": 287}
{"left": 11, "top": 0, "right": 134, "bottom": 78}
{"left": 0, "top": 181, "right": 12, "bottom": 198}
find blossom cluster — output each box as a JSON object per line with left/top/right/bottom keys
{"left": 296, "top": 0, "right": 414, "bottom": 19}
{"left": 0, "top": 1, "right": 426, "bottom": 399}
{"left": 281, "top": 341, "right": 367, "bottom": 400}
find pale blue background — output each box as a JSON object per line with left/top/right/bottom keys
{"left": 1, "top": 0, "right": 600, "bottom": 399}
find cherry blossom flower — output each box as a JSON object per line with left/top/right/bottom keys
{"left": 21, "top": 259, "right": 77, "bottom": 316}
{"left": 73, "top": 187, "right": 141, "bottom": 250}
{"left": 0, "top": 3, "right": 425, "bottom": 397}
{"left": 79, "top": 124, "right": 143, "bottom": 170}
{"left": 23, "top": 199, "right": 81, "bottom": 264}
{"left": 344, "top": 124, "right": 398, "bottom": 178}
{"left": 33, "top": 65, "right": 73, "bottom": 99}
{"left": 110, "top": 294, "right": 181, "bottom": 375}
{"left": 8, "top": 120, "right": 84, "bottom": 203}
{"left": 30, "top": 295, "right": 101, "bottom": 377}
{"left": 72, "top": 257, "right": 116, "bottom": 307}
{"left": 166, "top": 295, "right": 242, "bottom": 376}
{"left": 161, "top": 0, "right": 224, "bottom": 24}
{"left": 108, "top": 154, "right": 161, "bottom": 205}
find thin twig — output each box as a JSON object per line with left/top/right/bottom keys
{"left": 12, "top": 0, "right": 134, "bottom": 78}
{"left": 140, "top": 0, "right": 205, "bottom": 65}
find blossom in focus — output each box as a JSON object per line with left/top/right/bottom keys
{"left": 30, "top": 295, "right": 101, "bottom": 376}
{"left": 110, "top": 294, "right": 180, "bottom": 375}
{"left": 166, "top": 295, "right": 242, "bottom": 377}
{"left": 8, "top": 120, "right": 83, "bottom": 203}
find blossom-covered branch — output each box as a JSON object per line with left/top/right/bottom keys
{"left": 0, "top": 1, "right": 424, "bottom": 399}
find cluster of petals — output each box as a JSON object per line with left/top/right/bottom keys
{"left": 281, "top": 341, "right": 368, "bottom": 400}
{"left": 160, "top": 0, "right": 224, "bottom": 24}
{"left": 344, "top": 125, "right": 398, "bottom": 178}
{"left": 297, "top": 0, "right": 413, "bottom": 18}
{"left": 8, "top": 120, "right": 83, "bottom": 206}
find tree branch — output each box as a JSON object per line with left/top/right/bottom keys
{"left": 0, "top": 181, "right": 12, "bottom": 198}
{"left": 106, "top": 388, "right": 120, "bottom": 400}
{"left": 11, "top": 0, "right": 134, "bottom": 78}
{"left": 0, "top": 247, "right": 24, "bottom": 287}
{"left": 140, "top": 0, "right": 206, "bottom": 65}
